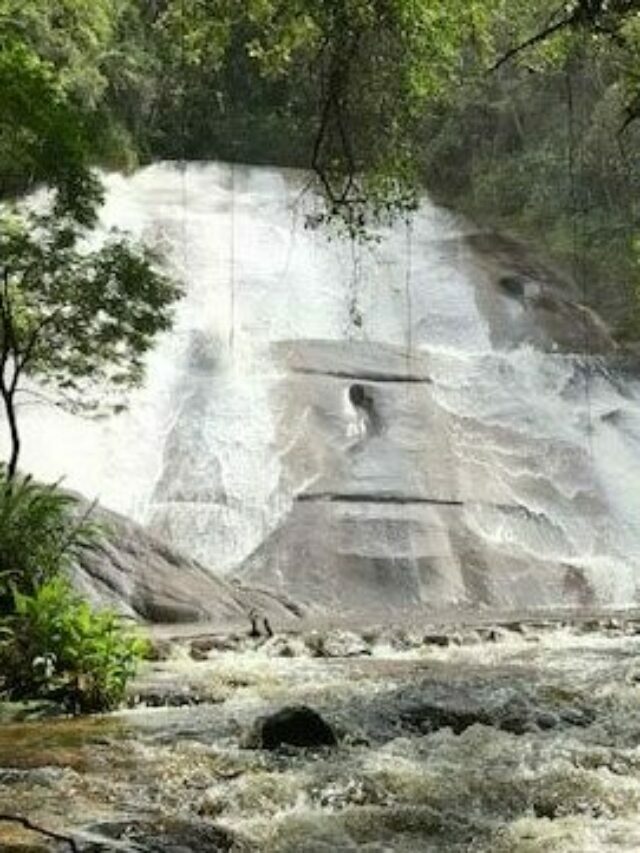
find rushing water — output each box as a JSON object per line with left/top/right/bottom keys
{"left": 7, "top": 162, "right": 640, "bottom": 610}
{"left": 3, "top": 622, "right": 640, "bottom": 851}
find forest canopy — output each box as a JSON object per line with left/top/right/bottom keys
{"left": 0, "top": 0, "right": 639, "bottom": 332}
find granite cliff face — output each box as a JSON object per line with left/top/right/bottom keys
{"left": 234, "top": 338, "right": 621, "bottom": 615}
{"left": 8, "top": 163, "right": 640, "bottom": 617}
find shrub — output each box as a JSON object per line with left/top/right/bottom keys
{"left": 0, "top": 472, "right": 148, "bottom": 712}
{"left": 0, "top": 576, "right": 148, "bottom": 712}
{"left": 0, "top": 471, "right": 101, "bottom": 613}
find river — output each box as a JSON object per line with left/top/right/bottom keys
{"left": 3, "top": 620, "right": 640, "bottom": 851}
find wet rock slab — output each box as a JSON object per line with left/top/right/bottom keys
{"left": 70, "top": 496, "right": 303, "bottom": 626}
{"left": 397, "top": 690, "right": 594, "bottom": 737}
{"left": 338, "top": 677, "right": 597, "bottom": 742}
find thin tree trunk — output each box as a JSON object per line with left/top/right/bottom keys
{"left": 1, "top": 388, "right": 20, "bottom": 480}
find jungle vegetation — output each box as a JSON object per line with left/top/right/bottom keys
{"left": 2, "top": 1, "right": 638, "bottom": 331}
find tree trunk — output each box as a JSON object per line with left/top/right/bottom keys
{"left": 1, "top": 389, "right": 20, "bottom": 480}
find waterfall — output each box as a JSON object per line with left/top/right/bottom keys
{"left": 8, "top": 162, "right": 640, "bottom": 611}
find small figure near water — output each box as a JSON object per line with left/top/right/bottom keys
{"left": 248, "top": 609, "right": 274, "bottom": 639}
{"left": 248, "top": 609, "right": 261, "bottom": 638}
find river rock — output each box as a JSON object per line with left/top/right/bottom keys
{"left": 309, "top": 630, "right": 371, "bottom": 658}
{"left": 398, "top": 690, "right": 584, "bottom": 737}
{"left": 244, "top": 705, "right": 337, "bottom": 750}
{"left": 422, "top": 633, "right": 451, "bottom": 648}
{"left": 336, "top": 677, "right": 597, "bottom": 743}
{"left": 84, "top": 818, "right": 242, "bottom": 852}
{"left": 263, "top": 635, "right": 309, "bottom": 658}
{"left": 0, "top": 700, "right": 65, "bottom": 723}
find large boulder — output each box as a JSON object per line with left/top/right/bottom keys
{"left": 69, "top": 499, "right": 303, "bottom": 625}
{"left": 338, "top": 677, "right": 597, "bottom": 743}
{"left": 233, "top": 340, "right": 604, "bottom": 616}
{"left": 467, "top": 231, "right": 617, "bottom": 354}
{"left": 244, "top": 705, "right": 337, "bottom": 750}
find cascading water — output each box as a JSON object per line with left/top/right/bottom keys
{"left": 8, "top": 162, "right": 640, "bottom": 611}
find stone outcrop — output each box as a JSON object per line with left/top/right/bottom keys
{"left": 467, "top": 231, "right": 617, "bottom": 354}
{"left": 334, "top": 676, "right": 597, "bottom": 744}
{"left": 84, "top": 819, "right": 243, "bottom": 852}
{"left": 234, "top": 339, "right": 605, "bottom": 615}
{"left": 70, "top": 499, "right": 302, "bottom": 625}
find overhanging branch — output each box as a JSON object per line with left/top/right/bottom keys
{"left": 491, "top": 16, "right": 574, "bottom": 71}
{"left": 491, "top": 0, "right": 640, "bottom": 71}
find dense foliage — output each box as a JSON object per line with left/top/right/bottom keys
{"left": 0, "top": 472, "right": 98, "bottom": 608}
{"left": 420, "top": 2, "right": 640, "bottom": 336}
{"left": 0, "top": 0, "right": 112, "bottom": 220}
{"left": 0, "top": 2, "right": 639, "bottom": 294}
{"left": 0, "top": 472, "right": 147, "bottom": 712}
{"left": 2, "top": 0, "right": 636, "bottom": 326}
{"left": 1, "top": 576, "right": 146, "bottom": 712}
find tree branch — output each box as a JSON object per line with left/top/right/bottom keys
{"left": 12, "top": 310, "right": 61, "bottom": 391}
{"left": 311, "top": 28, "right": 363, "bottom": 209}
{"left": 492, "top": 0, "right": 640, "bottom": 71}
{"left": 0, "top": 269, "right": 11, "bottom": 382}
{"left": 0, "top": 265, "right": 22, "bottom": 393}
{"left": 619, "top": 89, "right": 640, "bottom": 133}
{"left": 0, "top": 814, "right": 80, "bottom": 852}
{"left": 491, "top": 16, "right": 574, "bottom": 71}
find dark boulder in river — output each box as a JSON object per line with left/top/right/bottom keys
{"left": 244, "top": 705, "right": 337, "bottom": 750}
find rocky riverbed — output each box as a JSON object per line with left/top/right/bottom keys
{"left": 3, "top": 618, "right": 640, "bottom": 852}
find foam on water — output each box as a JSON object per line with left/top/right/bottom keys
{"left": 5, "top": 622, "right": 640, "bottom": 851}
